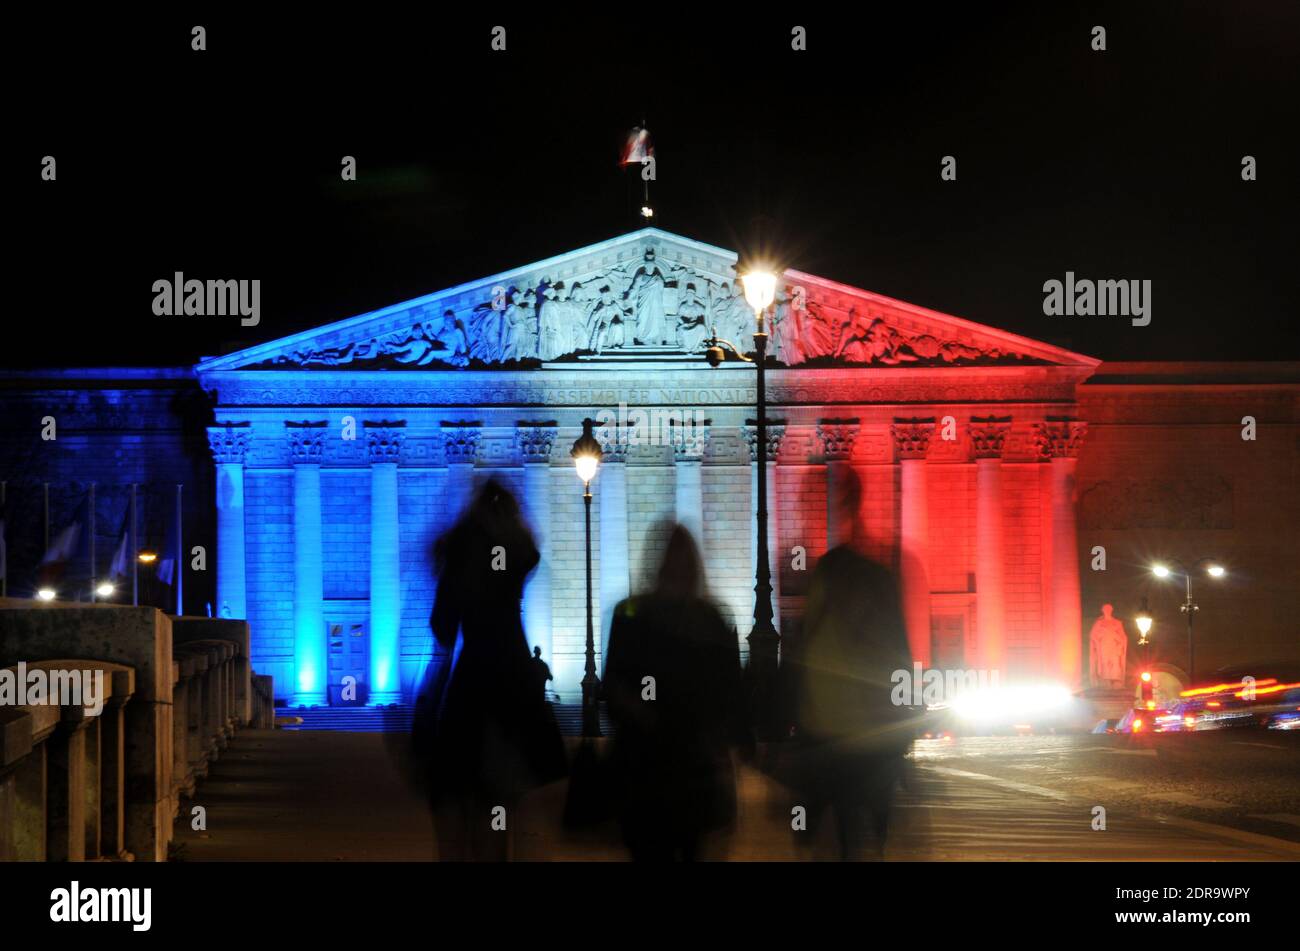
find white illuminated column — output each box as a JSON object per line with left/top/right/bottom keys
{"left": 746, "top": 422, "right": 786, "bottom": 634}
{"left": 596, "top": 426, "right": 629, "bottom": 670}
{"left": 287, "top": 422, "right": 328, "bottom": 706}
{"left": 207, "top": 424, "right": 252, "bottom": 621}
{"left": 671, "top": 421, "right": 709, "bottom": 544}
{"left": 366, "top": 422, "right": 404, "bottom": 705}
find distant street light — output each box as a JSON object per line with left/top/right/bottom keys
{"left": 1151, "top": 558, "right": 1226, "bottom": 684}
{"left": 571, "top": 418, "right": 603, "bottom": 738}
{"left": 95, "top": 581, "right": 115, "bottom": 598}
{"left": 36, "top": 587, "right": 56, "bottom": 601}
{"left": 137, "top": 550, "right": 157, "bottom": 564}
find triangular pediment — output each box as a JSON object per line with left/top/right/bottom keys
{"left": 195, "top": 228, "right": 1098, "bottom": 373}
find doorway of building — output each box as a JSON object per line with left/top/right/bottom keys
{"left": 326, "top": 619, "right": 370, "bottom": 705}
{"left": 931, "top": 614, "right": 967, "bottom": 670}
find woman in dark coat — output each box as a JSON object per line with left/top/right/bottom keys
{"left": 417, "top": 478, "right": 567, "bottom": 860}
{"left": 603, "top": 523, "right": 748, "bottom": 861}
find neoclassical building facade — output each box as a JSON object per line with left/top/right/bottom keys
{"left": 194, "top": 228, "right": 1109, "bottom": 704}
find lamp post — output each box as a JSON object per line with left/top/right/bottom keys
{"left": 571, "top": 418, "right": 603, "bottom": 738}
{"left": 1134, "top": 597, "right": 1153, "bottom": 671}
{"left": 1151, "top": 558, "right": 1225, "bottom": 685}
{"left": 704, "top": 266, "right": 780, "bottom": 736}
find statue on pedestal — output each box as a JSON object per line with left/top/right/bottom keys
{"left": 1089, "top": 603, "right": 1129, "bottom": 689}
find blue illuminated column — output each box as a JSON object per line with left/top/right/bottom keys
{"left": 441, "top": 422, "right": 481, "bottom": 516}
{"left": 207, "top": 423, "right": 252, "bottom": 620}
{"left": 596, "top": 426, "right": 629, "bottom": 665}
{"left": 366, "top": 422, "right": 405, "bottom": 705}
{"left": 671, "top": 421, "right": 710, "bottom": 544}
{"left": 745, "top": 422, "right": 786, "bottom": 634}
{"left": 287, "top": 421, "right": 328, "bottom": 706}
{"left": 516, "top": 422, "right": 557, "bottom": 667}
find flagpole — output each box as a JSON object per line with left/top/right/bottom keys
{"left": 175, "top": 483, "right": 183, "bottom": 616}
{"left": 89, "top": 483, "right": 96, "bottom": 602}
{"left": 131, "top": 483, "right": 138, "bottom": 607}
{"left": 43, "top": 482, "right": 49, "bottom": 553}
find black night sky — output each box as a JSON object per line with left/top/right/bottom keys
{"left": 12, "top": 5, "right": 1299, "bottom": 369}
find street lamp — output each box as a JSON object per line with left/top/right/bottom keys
{"left": 704, "top": 264, "right": 781, "bottom": 737}
{"left": 95, "top": 581, "right": 115, "bottom": 598}
{"left": 571, "top": 418, "right": 603, "bottom": 738}
{"left": 1150, "top": 558, "right": 1225, "bottom": 685}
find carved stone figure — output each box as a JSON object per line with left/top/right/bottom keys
{"left": 431, "top": 310, "right": 470, "bottom": 367}
{"left": 626, "top": 248, "right": 671, "bottom": 345}
{"left": 676, "top": 282, "right": 710, "bottom": 352}
{"left": 1089, "top": 603, "right": 1129, "bottom": 689}
{"left": 589, "top": 285, "right": 627, "bottom": 354}
{"left": 501, "top": 291, "right": 537, "bottom": 361}
{"left": 711, "top": 281, "right": 751, "bottom": 350}
{"left": 772, "top": 297, "right": 802, "bottom": 365}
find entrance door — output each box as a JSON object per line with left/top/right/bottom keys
{"left": 931, "top": 614, "right": 967, "bottom": 670}
{"left": 326, "top": 620, "right": 370, "bottom": 705}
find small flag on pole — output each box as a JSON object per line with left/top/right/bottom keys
{"left": 620, "top": 126, "right": 653, "bottom": 166}
{"left": 157, "top": 502, "right": 180, "bottom": 587}
{"left": 39, "top": 492, "right": 89, "bottom": 590}
{"left": 109, "top": 508, "right": 131, "bottom": 581}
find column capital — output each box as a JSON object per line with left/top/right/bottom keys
{"left": 364, "top": 420, "right": 406, "bottom": 464}
{"left": 970, "top": 416, "right": 1013, "bottom": 460}
{"left": 817, "top": 418, "right": 860, "bottom": 461}
{"left": 1033, "top": 418, "right": 1087, "bottom": 459}
{"left": 284, "top": 421, "right": 327, "bottom": 464}
{"left": 515, "top": 421, "right": 558, "bottom": 464}
{"left": 891, "top": 417, "right": 935, "bottom": 461}
{"left": 440, "top": 421, "right": 481, "bottom": 465}
{"left": 670, "top": 420, "right": 711, "bottom": 461}
{"left": 596, "top": 421, "right": 631, "bottom": 463}
{"left": 207, "top": 422, "right": 252, "bottom": 465}
{"left": 742, "top": 420, "right": 788, "bottom": 463}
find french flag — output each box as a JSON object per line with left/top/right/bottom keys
{"left": 620, "top": 126, "right": 653, "bottom": 166}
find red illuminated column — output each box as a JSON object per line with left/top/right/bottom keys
{"left": 971, "top": 418, "right": 1012, "bottom": 676}
{"left": 817, "top": 418, "right": 859, "bottom": 549}
{"left": 892, "top": 419, "right": 935, "bottom": 668}
{"left": 1035, "top": 420, "right": 1088, "bottom": 690}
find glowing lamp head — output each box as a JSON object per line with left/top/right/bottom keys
{"left": 36, "top": 587, "right": 57, "bottom": 602}
{"left": 1135, "top": 610, "right": 1153, "bottom": 637}
{"left": 1152, "top": 564, "right": 1171, "bottom": 579}
{"left": 95, "top": 582, "right": 115, "bottom": 598}
{"left": 1206, "top": 564, "right": 1226, "bottom": 578}
{"left": 137, "top": 550, "right": 158, "bottom": 565}
{"left": 740, "top": 269, "right": 778, "bottom": 314}
{"left": 570, "top": 418, "right": 603, "bottom": 486}
{"left": 640, "top": 205, "right": 654, "bottom": 218}
{"left": 1141, "top": 671, "right": 1152, "bottom": 683}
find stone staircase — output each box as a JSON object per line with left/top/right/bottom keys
{"left": 277, "top": 702, "right": 611, "bottom": 735}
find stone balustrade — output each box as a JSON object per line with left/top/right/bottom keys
{"left": 0, "top": 600, "right": 273, "bottom": 863}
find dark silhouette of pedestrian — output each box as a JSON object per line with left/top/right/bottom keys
{"left": 530, "top": 645, "right": 554, "bottom": 703}
{"left": 779, "top": 466, "right": 917, "bottom": 860}
{"left": 415, "top": 477, "right": 567, "bottom": 861}
{"left": 603, "top": 522, "right": 748, "bottom": 861}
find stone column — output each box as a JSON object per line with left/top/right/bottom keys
{"left": 516, "top": 422, "right": 558, "bottom": 665}
{"left": 671, "top": 420, "right": 710, "bottom": 543}
{"left": 441, "top": 423, "right": 482, "bottom": 518}
{"left": 45, "top": 707, "right": 91, "bottom": 862}
{"left": 0, "top": 708, "right": 37, "bottom": 861}
{"left": 287, "top": 422, "right": 328, "bottom": 706}
{"left": 207, "top": 423, "right": 252, "bottom": 620}
{"left": 98, "top": 669, "right": 132, "bottom": 861}
{"left": 744, "top": 421, "right": 787, "bottom": 633}
{"left": 1035, "top": 420, "right": 1088, "bottom": 690}
{"left": 365, "top": 422, "right": 405, "bottom": 705}
{"left": 596, "top": 424, "right": 630, "bottom": 660}
{"left": 893, "top": 419, "right": 936, "bottom": 668}
{"left": 972, "top": 418, "right": 1012, "bottom": 675}
{"left": 817, "top": 419, "right": 860, "bottom": 549}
